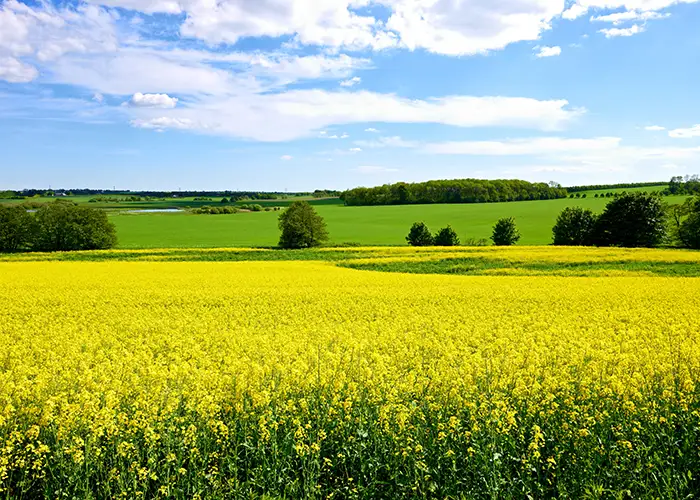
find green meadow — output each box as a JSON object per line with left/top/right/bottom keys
{"left": 110, "top": 193, "right": 689, "bottom": 248}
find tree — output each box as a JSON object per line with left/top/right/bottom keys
{"left": 491, "top": 217, "right": 520, "bottom": 246}
{"left": 552, "top": 207, "right": 598, "bottom": 246}
{"left": 278, "top": 201, "right": 329, "bottom": 249}
{"left": 220, "top": 197, "right": 229, "bottom": 204}
{"left": 667, "top": 198, "right": 695, "bottom": 244}
{"left": 406, "top": 222, "right": 434, "bottom": 246}
{"left": 0, "top": 205, "right": 36, "bottom": 252}
{"left": 33, "top": 201, "right": 117, "bottom": 252}
{"left": 434, "top": 225, "right": 460, "bottom": 246}
{"left": 679, "top": 213, "right": 700, "bottom": 249}
{"left": 593, "top": 193, "right": 666, "bottom": 248}
{"left": 678, "top": 198, "right": 700, "bottom": 249}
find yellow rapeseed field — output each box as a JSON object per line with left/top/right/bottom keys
{"left": 1, "top": 251, "right": 699, "bottom": 497}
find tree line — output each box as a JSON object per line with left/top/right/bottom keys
{"left": 564, "top": 181, "right": 667, "bottom": 193}
{"left": 552, "top": 193, "right": 700, "bottom": 248}
{"left": 0, "top": 201, "right": 117, "bottom": 253}
{"left": 341, "top": 179, "right": 568, "bottom": 206}
{"left": 401, "top": 193, "right": 700, "bottom": 249}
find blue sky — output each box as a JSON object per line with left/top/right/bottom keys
{"left": 1, "top": 0, "right": 700, "bottom": 191}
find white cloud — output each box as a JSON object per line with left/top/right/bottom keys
{"left": 669, "top": 125, "right": 700, "bottom": 139}
{"left": 383, "top": 0, "right": 565, "bottom": 55}
{"left": 0, "top": 0, "right": 586, "bottom": 143}
{"left": 127, "top": 92, "right": 178, "bottom": 108}
{"left": 534, "top": 46, "right": 561, "bottom": 58}
{"left": 364, "top": 127, "right": 379, "bottom": 132}
{"left": 644, "top": 125, "right": 665, "bottom": 131}
{"left": 562, "top": 4, "right": 588, "bottom": 19}
{"left": 599, "top": 24, "right": 645, "bottom": 37}
{"left": 340, "top": 76, "right": 362, "bottom": 87}
{"left": 355, "top": 165, "right": 400, "bottom": 174}
{"left": 0, "top": 0, "right": 118, "bottom": 84}
{"left": 591, "top": 10, "right": 668, "bottom": 25}
{"left": 349, "top": 147, "right": 362, "bottom": 152}
{"left": 92, "top": 92, "right": 104, "bottom": 103}
{"left": 0, "top": 56, "right": 38, "bottom": 82}
{"left": 130, "top": 117, "right": 197, "bottom": 131}
{"left": 69, "top": 0, "right": 570, "bottom": 57}
{"left": 280, "top": 155, "right": 293, "bottom": 160}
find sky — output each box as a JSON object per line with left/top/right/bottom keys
{"left": 1, "top": 0, "right": 700, "bottom": 191}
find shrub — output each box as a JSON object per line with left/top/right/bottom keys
{"left": 593, "top": 193, "right": 666, "bottom": 247}
{"left": 0, "top": 205, "right": 36, "bottom": 252}
{"left": 434, "top": 225, "right": 460, "bottom": 246}
{"left": 491, "top": 217, "right": 520, "bottom": 246}
{"left": 33, "top": 202, "right": 117, "bottom": 251}
{"left": 462, "top": 237, "right": 490, "bottom": 247}
{"left": 278, "top": 201, "right": 329, "bottom": 249}
{"left": 406, "top": 222, "right": 434, "bottom": 246}
{"left": 221, "top": 197, "right": 229, "bottom": 204}
{"left": 552, "top": 207, "right": 598, "bottom": 246}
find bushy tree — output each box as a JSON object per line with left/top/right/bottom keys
{"left": 0, "top": 205, "right": 36, "bottom": 252}
{"left": 593, "top": 193, "right": 666, "bottom": 247}
{"left": 434, "top": 225, "right": 460, "bottom": 246}
{"left": 406, "top": 222, "right": 434, "bottom": 246}
{"left": 678, "top": 198, "right": 700, "bottom": 249}
{"left": 491, "top": 217, "right": 520, "bottom": 246}
{"left": 33, "top": 201, "right": 117, "bottom": 252}
{"left": 679, "top": 213, "right": 700, "bottom": 249}
{"left": 552, "top": 207, "right": 598, "bottom": 246}
{"left": 278, "top": 201, "right": 329, "bottom": 249}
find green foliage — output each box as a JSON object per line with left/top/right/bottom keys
{"left": 343, "top": 178, "right": 568, "bottom": 206}
{"left": 33, "top": 202, "right": 117, "bottom": 252}
{"left": 278, "top": 201, "right": 329, "bottom": 249}
{"left": 678, "top": 198, "right": 700, "bottom": 249}
{"left": 0, "top": 205, "right": 36, "bottom": 252}
{"left": 491, "top": 217, "right": 520, "bottom": 246}
{"left": 552, "top": 207, "right": 598, "bottom": 246}
{"left": 679, "top": 213, "right": 700, "bottom": 249}
{"left": 406, "top": 222, "right": 434, "bottom": 246}
{"left": 220, "top": 197, "right": 229, "bottom": 204}
{"left": 433, "top": 225, "right": 460, "bottom": 246}
{"left": 593, "top": 193, "right": 667, "bottom": 248}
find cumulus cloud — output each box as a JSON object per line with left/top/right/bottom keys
{"left": 534, "top": 46, "right": 562, "bottom": 58}
{"left": 599, "top": 25, "right": 645, "bottom": 37}
{"left": 127, "top": 92, "right": 178, "bottom": 108}
{"left": 644, "top": 125, "right": 665, "bottom": 131}
{"left": 68, "top": 0, "right": 570, "bottom": 56}
{"left": 364, "top": 127, "right": 379, "bottom": 132}
{"left": 669, "top": 125, "right": 700, "bottom": 138}
{"left": 340, "top": 76, "right": 362, "bottom": 87}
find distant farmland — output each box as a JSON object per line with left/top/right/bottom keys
{"left": 110, "top": 189, "right": 688, "bottom": 248}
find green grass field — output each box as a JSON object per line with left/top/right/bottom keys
{"left": 110, "top": 194, "right": 690, "bottom": 248}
